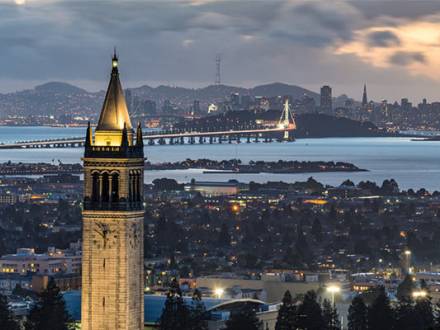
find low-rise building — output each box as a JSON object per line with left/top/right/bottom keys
{"left": 0, "top": 245, "right": 81, "bottom": 276}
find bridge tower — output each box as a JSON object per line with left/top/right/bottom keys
{"left": 278, "top": 99, "right": 296, "bottom": 141}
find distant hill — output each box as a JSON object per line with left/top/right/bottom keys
{"left": 34, "top": 82, "right": 87, "bottom": 95}
{"left": 0, "top": 81, "right": 322, "bottom": 117}
{"left": 0, "top": 82, "right": 103, "bottom": 117}
{"left": 251, "top": 82, "right": 319, "bottom": 100}
{"left": 295, "top": 113, "right": 378, "bottom": 138}
{"left": 128, "top": 82, "right": 318, "bottom": 106}
{"left": 177, "top": 110, "right": 382, "bottom": 138}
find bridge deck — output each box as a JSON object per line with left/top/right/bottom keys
{"left": 0, "top": 127, "right": 294, "bottom": 149}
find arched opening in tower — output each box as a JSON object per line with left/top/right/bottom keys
{"left": 111, "top": 173, "right": 119, "bottom": 203}
{"left": 102, "top": 172, "right": 110, "bottom": 203}
{"left": 92, "top": 172, "right": 99, "bottom": 202}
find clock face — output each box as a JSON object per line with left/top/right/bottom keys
{"left": 128, "top": 222, "right": 141, "bottom": 249}
{"left": 93, "top": 222, "right": 118, "bottom": 249}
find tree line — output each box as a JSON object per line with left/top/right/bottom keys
{"left": 276, "top": 284, "right": 440, "bottom": 330}
{"left": 0, "top": 279, "right": 73, "bottom": 330}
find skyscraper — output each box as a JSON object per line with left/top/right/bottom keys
{"left": 320, "top": 85, "right": 332, "bottom": 115}
{"left": 81, "top": 52, "right": 144, "bottom": 330}
{"left": 362, "top": 83, "right": 368, "bottom": 107}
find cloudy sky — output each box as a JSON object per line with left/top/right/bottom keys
{"left": 2, "top": 0, "right": 440, "bottom": 102}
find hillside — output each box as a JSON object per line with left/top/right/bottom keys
{"left": 0, "top": 82, "right": 319, "bottom": 117}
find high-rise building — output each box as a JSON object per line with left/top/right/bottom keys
{"left": 81, "top": 52, "right": 144, "bottom": 330}
{"left": 362, "top": 84, "right": 368, "bottom": 107}
{"left": 320, "top": 85, "right": 332, "bottom": 115}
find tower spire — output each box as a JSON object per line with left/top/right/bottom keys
{"left": 96, "top": 52, "right": 132, "bottom": 132}
{"left": 121, "top": 122, "right": 128, "bottom": 148}
{"left": 85, "top": 121, "right": 92, "bottom": 148}
{"left": 136, "top": 122, "right": 144, "bottom": 148}
{"left": 362, "top": 83, "right": 368, "bottom": 107}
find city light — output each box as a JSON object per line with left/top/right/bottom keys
{"left": 214, "top": 287, "right": 224, "bottom": 298}
{"left": 412, "top": 290, "right": 428, "bottom": 299}
{"left": 327, "top": 285, "right": 341, "bottom": 294}
{"left": 404, "top": 250, "right": 411, "bottom": 256}
{"left": 326, "top": 285, "right": 341, "bottom": 305}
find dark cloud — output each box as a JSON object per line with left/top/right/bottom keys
{"left": 367, "top": 30, "right": 400, "bottom": 47}
{"left": 350, "top": 0, "right": 440, "bottom": 19}
{"left": 389, "top": 51, "right": 426, "bottom": 65}
{"left": 0, "top": 0, "right": 438, "bottom": 101}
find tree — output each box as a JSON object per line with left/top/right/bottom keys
{"left": 188, "top": 289, "right": 208, "bottom": 330}
{"left": 159, "top": 279, "right": 190, "bottom": 330}
{"left": 434, "top": 302, "right": 440, "bottom": 329}
{"left": 395, "top": 297, "right": 416, "bottom": 330}
{"left": 397, "top": 274, "right": 415, "bottom": 301}
{"left": 414, "top": 297, "right": 434, "bottom": 329}
{"left": 275, "top": 291, "right": 296, "bottom": 330}
{"left": 296, "top": 291, "right": 325, "bottom": 330}
{"left": 224, "top": 305, "right": 262, "bottom": 330}
{"left": 347, "top": 296, "right": 367, "bottom": 330}
{"left": 367, "top": 286, "right": 395, "bottom": 330}
{"left": 25, "top": 279, "right": 72, "bottom": 330}
{"left": 0, "top": 293, "right": 20, "bottom": 330}
{"left": 218, "top": 223, "right": 231, "bottom": 247}
{"left": 322, "top": 299, "right": 340, "bottom": 330}
{"left": 311, "top": 218, "right": 323, "bottom": 241}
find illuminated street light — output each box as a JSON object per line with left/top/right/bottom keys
{"left": 412, "top": 290, "right": 427, "bottom": 299}
{"left": 326, "top": 285, "right": 341, "bottom": 305}
{"left": 404, "top": 250, "right": 411, "bottom": 256}
{"left": 214, "top": 287, "right": 224, "bottom": 298}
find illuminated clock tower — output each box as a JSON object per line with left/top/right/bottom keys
{"left": 81, "top": 52, "right": 144, "bottom": 330}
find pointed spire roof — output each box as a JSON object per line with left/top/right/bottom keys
{"left": 85, "top": 121, "right": 92, "bottom": 147}
{"left": 96, "top": 51, "right": 132, "bottom": 131}
{"left": 136, "top": 122, "right": 144, "bottom": 147}
{"left": 362, "top": 83, "right": 368, "bottom": 106}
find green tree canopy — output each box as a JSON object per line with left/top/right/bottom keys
{"left": 188, "top": 289, "right": 208, "bottom": 330}
{"left": 25, "top": 279, "right": 73, "bottom": 330}
{"left": 348, "top": 295, "right": 367, "bottom": 330}
{"left": 159, "top": 279, "right": 190, "bottom": 330}
{"left": 397, "top": 274, "right": 415, "bottom": 301}
{"left": 275, "top": 290, "right": 296, "bottom": 330}
{"left": 322, "top": 299, "right": 340, "bottom": 330}
{"left": 367, "top": 286, "right": 395, "bottom": 330}
{"left": 296, "top": 291, "right": 325, "bottom": 330}
{"left": 0, "top": 293, "right": 20, "bottom": 330}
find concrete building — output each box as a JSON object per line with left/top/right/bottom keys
{"left": 0, "top": 247, "right": 81, "bottom": 276}
{"left": 320, "top": 85, "right": 332, "bottom": 115}
{"left": 196, "top": 275, "right": 322, "bottom": 303}
{"left": 185, "top": 181, "right": 241, "bottom": 197}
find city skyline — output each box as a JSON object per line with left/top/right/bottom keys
{"left": 2, "top": 0, "right": 440, "bottom": 103}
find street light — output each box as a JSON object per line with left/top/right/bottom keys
{"left": 412, "top": 290, "right": 427, "bottom": 299}
{"left": 214, "top": 287, "right": 224, "bottom": 299}
{"left": 326, "top": 285, "right": 341, "bottom": 305}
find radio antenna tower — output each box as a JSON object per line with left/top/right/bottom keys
{"left": 215, "top": 54, "right": 221, "bottom": 85}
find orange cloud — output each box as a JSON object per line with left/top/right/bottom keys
{"left": 335, "top": 18, "right": 440, "bottom": 80}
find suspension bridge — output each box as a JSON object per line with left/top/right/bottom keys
{"left": 0, "top": 101, "right": 296, "bottom": 150}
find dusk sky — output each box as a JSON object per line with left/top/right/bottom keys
{"left": 2, "top": 0, "right": 440, "bottom": 102}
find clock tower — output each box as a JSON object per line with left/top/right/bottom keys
{"left": 81, "top": 52, "right": 144, "bottom": 330}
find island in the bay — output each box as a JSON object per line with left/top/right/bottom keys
{"left": 0, "top": 159, "right": 366, "bottom": 175}
{"left": 145, "top": 159, "right": 366, "bottom": 174}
